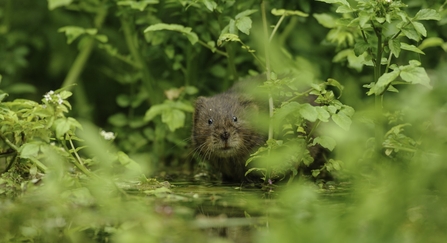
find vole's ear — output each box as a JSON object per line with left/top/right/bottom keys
{"left": 194, "top": 96, "right": 208, "bottom": 111}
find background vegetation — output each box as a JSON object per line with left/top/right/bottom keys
{"left": 1, "top": 0, "right": 447, "bottom": 242}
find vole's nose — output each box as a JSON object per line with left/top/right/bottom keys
{"left": 220, "top": 131, "right": 230, "bottom": 141}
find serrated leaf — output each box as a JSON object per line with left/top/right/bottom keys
{"left": 217, "top": 33, "right": 240, "bottom": 46}
{"left": 369, "top": 69, "right": 400, "bottom": 95}
{"left": 399, "top": 63, "right": 431, "bottom": 88}
{"left": 414, "top": 9, "right": 441, "bottom": 21}
{"left": 389, "top": 39, "right": 401, "bottom": 58}
{"left": 332, "top": 112, "right": 351, "bottom": 131}
{"left": 58, "top": 26, "right": 86, "bottom": 44}
{"left": 401, "top": 43, "right": 425, "bottom": 55}
{"left": 144, "top": 23, "right": 198, "bottom": 45}
{"left": 313, "top": 136, "right": 336, "bottom": 151}
{"left": 401, "top": 26, "right": 420, "bottom": 41}
{"left": 412, "top": 21, "right": 426, "bottom": 37}
{"left": 235, "top": 16, "right": 252, "bottom": 35}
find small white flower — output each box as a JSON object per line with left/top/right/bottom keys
{"left": 100, "top": 130, "right": 116, "bottom": 140}
{"left": 56, "top": 94, "right": 63, "bottom": 105}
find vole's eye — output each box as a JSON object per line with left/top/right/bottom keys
{"left": 208, "top": 118, "right": 213, "bottom": 125}
{"left": 232, "top": 116, "right": 238, "bottom": 122}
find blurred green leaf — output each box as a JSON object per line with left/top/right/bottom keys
{"left": 144, "top": 23, "right": 198, "bottom": 45}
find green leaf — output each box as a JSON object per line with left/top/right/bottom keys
{"left": 19, "top": 143, "right": 41, "bottom": 159}
{"left": 336, "top": 5, "right": 352, "bottom": 13}
{"left": 400, "top": 43, "right": 425, "bottom": 55}
{"left": 315, "top": 106, "right": 330, "bottom": 122}
{"left": 59, "top": 90, "right": 72, "bottom": 99}
{"left": 58, "top": 26, "right": 87, "bottom": 44}
{"left": 217, "top": 33, "right": 240, "bottom": 46}
{"left": 418, "top": 37, "right": 444, "bottom": 50}
{"left": 389, "top": 39, "right": 401, "bottom": 58}
{"left": 299, "top": 103, "right": 318, "bottom": 122}
{"left": 401, "top": 25, "right": 420, "bottom": 41}
{"left": 271, "top": 9, "right": 308, "bottom": 17}
{"left": 117, "top": 0, "right": 159, "bottom": 11}
{"left": 144, "top": 103, "right": 168, "bottom": 122}
{"left": 144, "top": 23, "right": 198, "bottom": 45}
{"left": 235, "top": 9, "right": 258, "bottom": 19}
{"left": 368, "top": 69, "right": 400, "bottom": 95}
{"left": 414, "top": 9, "right": 441, "bottom": 21}
{"left": 48, "top": 0, "right": 72, "bottom": 10}
{"left": 317, "top": 0, "right": 350, "bottom": 6}
{"left": 54, "top": 117, "right": 71, "bottom": 138}
{"left": 235, "top": 16, "right": 252, "bottom": 35}
{"left": 313, "top": 136, "right": 336, "bottom": 151}
{"left": 313, "top": 13, "right": 337, "bottom": 28}
{"left": 161, "top": 109, "right": 186, "bottom": 131}
{"left": 117, "top": 151, "right": 144, "bottom": 175}
{"left": 412, "top": 21, "right": 426, "bottom": 37}
{"left": 332, "top": 112, "right": 351, "bottom": 131}
{"left": 399, "top": 61, "right": 431, "bottom": 88}
{"left": 202, "top": 0, "right": 217, "bottom": 11}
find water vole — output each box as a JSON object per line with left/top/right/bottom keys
{"left": 191, "top": 89, "right": 265, "bottom": 182}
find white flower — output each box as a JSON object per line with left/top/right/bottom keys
{"left": 100, "top": 130, "right": 116, "bottom": 140}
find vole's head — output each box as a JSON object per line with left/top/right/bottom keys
{"left": 192, "top": 93, "right": 258, "bottom": 159}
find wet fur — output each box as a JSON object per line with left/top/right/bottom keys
{"left": 192, "top": 91, "right": 264, "bottom": 182}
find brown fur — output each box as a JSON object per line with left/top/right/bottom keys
{"left": 192, "top": 91, "right": 265, "bottom": 182}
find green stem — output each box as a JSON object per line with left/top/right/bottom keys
{"left": 61, "top": 6, "right": 108, "bottom": 89}
{"left": 372, "top": 22, "right": 384, "bottom": 152}
{"left": 197, "top": 40, "right": 228, "bottom": 57}
{"left": 269, "top": 14, "right": 286, "bottom": 42}
{"left": 120, "top": 13, "right": 162, "bottom": 104}
{"left": 0, "top": 135, "right": 48, "bottom": 173}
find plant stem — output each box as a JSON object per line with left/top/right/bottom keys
{"left": 261, "top": 1, "right": 273, "bottom": 141}
{"left": 120, "top": 13, "right": 162, "bottom": 104}
{"left": 374, "top": 25, "right": 384, "bottom": 152}
{"left": 197, "top": 40, "right": 228, "bottom": 57}
{"left": 61, "top": 6, "right": 108, "bottom": 89}
{"left": 0, "top": 135, "right": 48, "bottom": 172}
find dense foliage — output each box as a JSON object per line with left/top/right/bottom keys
{"left": 1, "top": 0, "right": 447, "bottom": 242}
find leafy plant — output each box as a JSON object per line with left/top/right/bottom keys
{"left": 315, "top": 0, "right": 441, "bottom": 157}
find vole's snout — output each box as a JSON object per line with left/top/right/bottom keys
{"left": 220, "top": 131, "right": 230, "bottom": 141}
